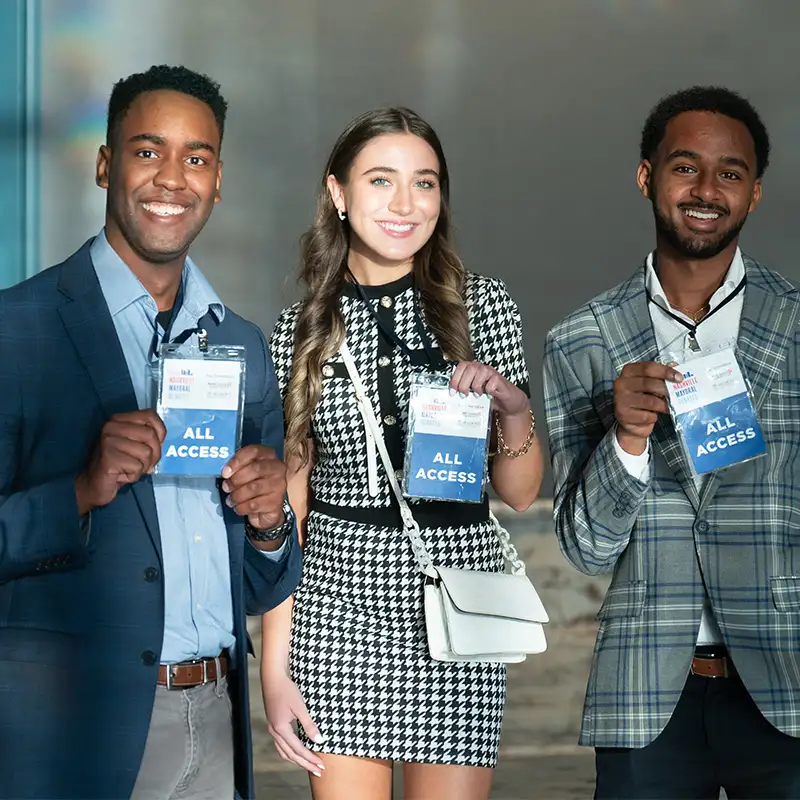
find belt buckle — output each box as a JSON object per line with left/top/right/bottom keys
{"left": 165, "top": 658, "right": 210, "bottom": 690}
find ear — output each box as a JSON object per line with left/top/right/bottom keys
{"left": 96, "top": 145, "right": 111, "bottom": 189}
{"left": 214, "top": 159, "right": 223, "bottom": 204}
{"left": 326, "top": 173, "right": 346, "bottom": 215}
{"left": 636, "top": 160, "right": 653, "bottom": 199}
{"left": 748, "top": 177, "right": 762, "bottom": 213}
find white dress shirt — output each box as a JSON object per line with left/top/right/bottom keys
{"left": 613, "top": 247, "right": 746, "bottom": 645}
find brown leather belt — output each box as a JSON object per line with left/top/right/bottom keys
{"left": 157, "top": 653, "right": 228, "bottom": 690}
{"left": 691, "top": 652, "right": 736, "bottom": 679}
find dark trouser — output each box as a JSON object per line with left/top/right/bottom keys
{"left": 595, "top": 652, "right": 800, "bottom": 799}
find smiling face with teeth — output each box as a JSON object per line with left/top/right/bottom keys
{"left": 326, "top": 132, "right": 441, "bottom": 284}
{"left": 637, "top": 110, "right": 762, "bottom": 260}
{"left": 96, "top": 89, "right": 223, "bottom": 273}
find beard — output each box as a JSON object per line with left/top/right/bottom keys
{"left": 651, "top": 196, "right": 748, "bottom": 260}
{"left": 109, "top": 198, "right": 209, "bottom": 266}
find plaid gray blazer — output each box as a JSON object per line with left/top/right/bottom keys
{"left": 543, "top": 255, "right": 800, "bottom": 748}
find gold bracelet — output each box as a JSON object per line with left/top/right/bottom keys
{"left": 495, "top": 409, "right": 536, "bottom": 459}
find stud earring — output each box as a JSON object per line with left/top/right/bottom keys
{"left": 338, "top": 209, "right": 347, "bottom": 221}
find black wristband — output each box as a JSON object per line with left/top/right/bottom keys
{"left": 244, "top": 504, "right": 293, "bottom": 541}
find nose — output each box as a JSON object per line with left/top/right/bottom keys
{"left": 387, "top": 184, "right": 413, "bottom": 216}
{"left": 154, "top": 155, "right": 187, "bottom": 192}
{"left": 689, "top": 169, "right": 720, "bottom": 204}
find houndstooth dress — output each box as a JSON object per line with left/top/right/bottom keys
{"left": 270, "top": 271, "right": 529, "bottom": 766}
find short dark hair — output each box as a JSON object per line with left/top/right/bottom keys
{"left": 106, "top": 64, "right": 228, "bottom": 146}
{"left": 640, "top": 86, "right": 770, "bottom": 178}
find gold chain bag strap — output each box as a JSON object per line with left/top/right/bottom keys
{"left": 339, "top": 340, "right": 549, "bottom": 663}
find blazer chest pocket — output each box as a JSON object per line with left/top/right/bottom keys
{"left": 770, "top": 576, "right": 800, "bottom": 612}
{"left": 596, "top": 580, "right": 647, "bottom": 620}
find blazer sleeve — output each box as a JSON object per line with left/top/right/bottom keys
{"left": 240, "top": 325, "right": 301, "bottom": 614}
{"left": 0, "top": 301, "right": 91, "bottom": 582}
{"left": 542, "top": 329, "right": 650, "bottom": 576}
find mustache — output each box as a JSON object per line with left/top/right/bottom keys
{"left": 677, "top": 201, "right": 729, "bottom": 216}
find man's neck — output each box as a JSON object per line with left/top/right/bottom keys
{"left": 653, "top": 240, "right": 738, "bottom": 313}
{"left": 105, "top": 228, "right": 186, "bottom": 312}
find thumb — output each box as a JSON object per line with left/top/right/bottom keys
{"left": 294, "top": 697, "right": 324, "bottom": 744}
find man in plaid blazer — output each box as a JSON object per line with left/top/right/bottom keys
{"left": 544, "top": 87, "right": 800, "bottom": 797}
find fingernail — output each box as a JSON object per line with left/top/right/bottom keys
{"left": 317, "top": 763, "right": 326, "bottom": 770}
{"left": 313, "top": 733, "right": 326, "bottom": 744}
{"left": 221, "top": 481, "right": 230, "bottom": 493}
{"left": 221, "top": 465, "right": 232, "bottom": 478}
{"left": 225, "top": 496, "right": 233, "bottom": 508}
{"left": 459, "top": 391, "right": 468, "bottom": 399}
{"left": 471, "top": 391, "right": 481, "bottom": 398}
{"left": 313, "top": 771, "right": 322, "bottom": 778}
{"left": 448, "top": 388, "right": 456, "bottom": 396}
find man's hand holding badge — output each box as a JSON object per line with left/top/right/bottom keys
{"left": 614, "top": 362, "right": 683, "bottom": 455}
{"left": 75, "top": 410, "right": 167, "bottom": 515}
{"left": 221, "top": 445, "right": 289, "bottom": 550}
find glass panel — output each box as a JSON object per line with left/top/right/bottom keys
{"left": 0, "top": 0, "right": 37, "bottom": 289}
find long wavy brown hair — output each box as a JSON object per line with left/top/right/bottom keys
{"left": 284, "top": 107, "right": 473, "bottom": 466}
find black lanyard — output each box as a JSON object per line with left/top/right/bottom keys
{"left": 147, "top": 278, "right": 201, "bottom": 361}
{"left": 347, "top": 269, "right": 447, "bottom": 370}
{"left": 646, "top": 275, "right": 746, "bottom": 352}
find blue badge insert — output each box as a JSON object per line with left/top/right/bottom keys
{"left": 665, "top": 347, "right": 766, "bottom": 475}
{"left": 403, "top": 373, "right": 491, "bottom": 503}
{"left": 156, "top": 346, "right": 246, "bottom": 476}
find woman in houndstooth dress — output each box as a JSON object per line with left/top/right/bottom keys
{"left": 260, "top": 107, "right": 544, "bottom": 800}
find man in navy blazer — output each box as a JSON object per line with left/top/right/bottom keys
{"left": 0, "top": 65, "right": 301, "bottom": 799}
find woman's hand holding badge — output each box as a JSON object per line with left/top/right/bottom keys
{"left": 449, "top": 361, "right": 529, "bottom": 418}
{"left": 451, "top": 361, "right": 542, "bottom": 512}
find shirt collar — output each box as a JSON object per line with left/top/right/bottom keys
{"left": 90, "top": 229, "right": 225, "bottom": 324}
{"left": 645, "top": 246, "right": 745, "bottom": 316}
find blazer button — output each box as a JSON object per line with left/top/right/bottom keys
{"left": 695, "top": 519, "right": 710, "bottom": 533}
{"left": 141, "top": 650, "right": 157, "bottom": 666}
{"left": 143, "top": 567, "right": 160, "bottom": 582}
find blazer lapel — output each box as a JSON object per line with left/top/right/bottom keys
{"left": 56, "top": 242, "right": 162, "bottom": 560}
{"left": 699, "top": 256, "right": 800, "bottom": 508}
{"left": 594, "top": 265, "right": 700, "bottom": 510}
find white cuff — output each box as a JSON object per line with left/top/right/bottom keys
{"left": 612, "top": 427, "right": 652, "bottom": 483}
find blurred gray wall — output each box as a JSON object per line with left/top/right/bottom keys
{"left": 39, "top": 0, "right": 800, "bottom": 494}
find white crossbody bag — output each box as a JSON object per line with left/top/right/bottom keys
{"left": 340, "top": 340, "right": 549, "bottom": 663}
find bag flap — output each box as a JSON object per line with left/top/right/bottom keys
{"left": 435, "top": 567, "right": 549, "bottom": 624}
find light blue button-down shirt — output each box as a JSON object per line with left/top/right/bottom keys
{"left": 91, "top": 230, "right": 283, "bottom": 663}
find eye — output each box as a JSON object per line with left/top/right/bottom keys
{"left": 136, "top": 150, "right": 157, "bottom": 159}
{"left": 415, "top": 179, "right": 437, "bottom": 190}
{"left": 186, "top": 156, "right": 207, "bottom": 166}
{"left": 720, "top": 171, "right": 741, "bottom": 181}
{"left": 674, "top": 165, "right": 696, "bottom": 174}
{"left": 370, "top": 177, "right": 391, "bottom": 186}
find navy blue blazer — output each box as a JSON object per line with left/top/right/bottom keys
{"left": 0, "top": 241, "right": 301, "bottom": 799}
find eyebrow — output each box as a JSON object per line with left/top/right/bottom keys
{"left": 128, "top": 133, "right": 217, "bottom": 155}
{"left": 362, "top": 165, "right": 440, "bottom": 178}
{"left": 665, "top": 149, "right": 750, "bottom": 172}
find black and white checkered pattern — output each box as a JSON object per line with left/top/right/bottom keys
{"left": 270, "top": 272, "right": 528, "bottom": 765}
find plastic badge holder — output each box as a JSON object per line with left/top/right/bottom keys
{"left": 155, "top": 343, "right": 246, "bottom": 477}
{"left": 403, "top": 372, "right": 492, "bottom": 503}
{"left": 664, "top": 345, "right": 766, "bottom": 476}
